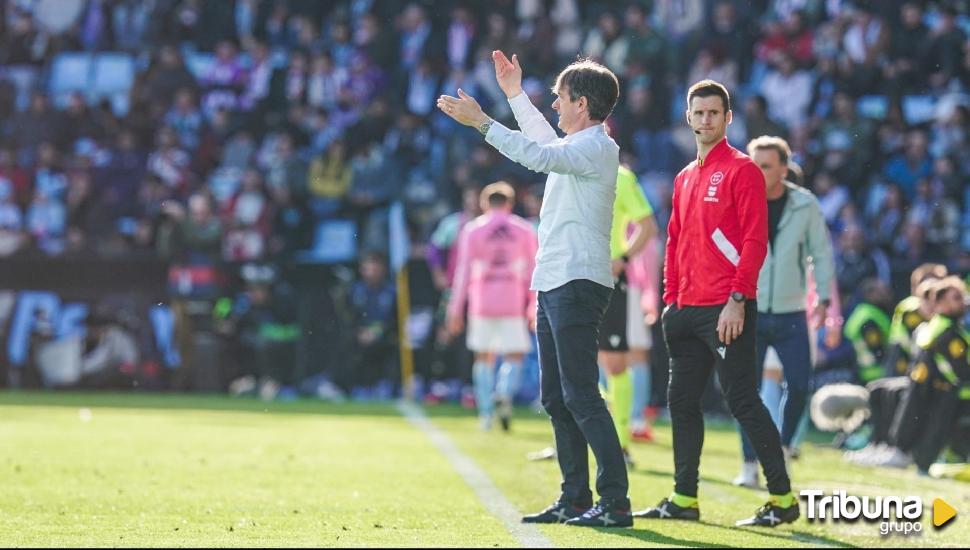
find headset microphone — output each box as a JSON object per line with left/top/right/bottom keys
{"left": 693, "top": 129, "right": 701, "bottom": 135}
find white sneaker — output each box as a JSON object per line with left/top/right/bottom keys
{"left": 877, "top": 447, "right": 912, "bottom": 469}
{"left": 843, "top": 448, "right": 863, "bottom": 463}
{"left": 258, "top": 378, "right": 280, "bottom": 401}
{"left": 733, "top": 461, "right": 761, "bottom": 489}
{"left": 314, "top": 380, "right": 346, "bottom": 402}
{"left": 479, "top": 415, "right": 493, "bottom": 431}
{"left": 861, "top": 443, "right": 891, "bottom": 466}
{"left": 845, "top": 443, "right": 879, "bottom": 465}
{"left": 527, "top": 446, "right": 558, "bottom": 461}
{"left": 229, "top": 375, "right": 256, "bottom": 396}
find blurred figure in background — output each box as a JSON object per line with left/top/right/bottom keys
{"left": 447, "top": 182, "right": 537, "bottom": 431}
{"left": 426, "top": 186, "right": 481, "bottom": 404}
{"left": 218, "top": 264, "right": 300, "bottom": 401}
{"left": 598, "top": 165, "right": 657, "bottom": 465}
{"left": 845, "top": 269, "right": 945, "bottom": 467}
{"left": 844, "top": 278, "right": 894, "bottom": 386}
{"left": 347, "top": 251, "right": 397, "bottom": 399}
{"left": 886, "top": 264, "right": 948, "bottom": 377}
{"left": 891, "top": 276, "right": 970, "bottom": 473}
{"left": 734, "top": 136, "right": 835, "bottom": 489}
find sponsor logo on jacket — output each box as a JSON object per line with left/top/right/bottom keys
{"left": 704, "top": 171, "right": 724, "bottom": 203}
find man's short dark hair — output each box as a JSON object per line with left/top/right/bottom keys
{"left": 552, "top": 58, "right": 620, "bottom": 122}
{"left": 687, "top": 79, "right": 731, "bottom": 112}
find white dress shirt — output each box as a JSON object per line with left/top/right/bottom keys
{"left": 485, "top": 92, "right": 618, "bottom": 292}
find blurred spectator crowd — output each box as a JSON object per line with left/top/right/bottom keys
{"left": 0, "top": 0, "right": 969, "bottom": 397}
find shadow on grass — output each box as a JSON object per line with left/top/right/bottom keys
{"left": 734, "top": 527, "right": 858, "bottom": 548}
{"left": 586, "top": 524, "right": 733, "bottom": 548}
{"left": 583, "top": 519, "right": 857, "bottom": 548}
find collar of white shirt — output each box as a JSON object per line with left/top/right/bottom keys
{"left": 563, "top": 123, "right": 606, "bottom": 142}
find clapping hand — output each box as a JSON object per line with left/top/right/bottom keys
{"left": 437, "top": 89, "right": 487, "bottom": 127}
{"left": 492, "top": 50, "right": 523, "bottom": 99}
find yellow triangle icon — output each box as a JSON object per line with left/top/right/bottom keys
{"left": 933, "top": 498, "right": 956, "bottom": 527}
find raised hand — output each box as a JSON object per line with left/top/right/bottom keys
{"left": 437, "top": 88, "right": 488, "bottom": 127}
{"left": 492, "top": 50, "right": 523, "bottom": 99}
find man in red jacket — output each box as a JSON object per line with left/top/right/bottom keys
{"left": 634, "top": 80, "right": 799, "bottom": 527}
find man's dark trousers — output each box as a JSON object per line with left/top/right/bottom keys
{"left": 537, "top": 279, "right": 629, "bottom": 503}
{"left": 663, "top": 300, "right": 791, "bottom": 497}
{"left": 740, "top": 310, "right": 813, "bottom": 461}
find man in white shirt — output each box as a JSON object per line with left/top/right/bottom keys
{"left": 438, "top": 51, "right": 631, "bottom": 528}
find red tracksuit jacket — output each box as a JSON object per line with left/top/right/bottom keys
{"left": 663, "top": 138, "right": 768, "bottom": 307}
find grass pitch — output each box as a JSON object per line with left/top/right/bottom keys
{"left": 0, "top": 391, "right": 967, "bottom": 547}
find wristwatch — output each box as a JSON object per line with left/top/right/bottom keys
{"left": 730, "top": 291, "right": 746, "bottom": 303}
{"left": 477, "top": 117, "right": 494, "bottom": 136}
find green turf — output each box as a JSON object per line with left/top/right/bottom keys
{"left": 1, "top": 391, "right": 967, "bottom": 547}
{"left": 0, "top": 392, "right": 515, "bottom": 547}
{"left": 429, "top": 405, "right": 970, "bottom": 548}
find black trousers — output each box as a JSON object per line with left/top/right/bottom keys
{"left": 663, "top": 301, "right": 791, "bottom": 497}
{"left": 538, "top": 279, "right": 629, "bottom": 504}
{"left": 892, "top": 370, "right": 970, "bottom": 470}
{"left": 865, "top": 376, "right": 910, "bottom": 446}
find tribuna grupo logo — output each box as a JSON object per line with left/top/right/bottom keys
{"left": 800, "top": 490, "right": 957, "bottom": 536}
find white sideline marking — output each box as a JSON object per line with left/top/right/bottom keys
{"left": 397, "top": 401, "right": 554, "bottom": 548}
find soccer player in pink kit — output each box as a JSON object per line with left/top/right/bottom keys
{"left": 447, "top": 182, "right": 539, "bottom": 431}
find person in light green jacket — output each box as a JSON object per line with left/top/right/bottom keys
{"left": 734, "top": 136, "right": 836, "bottom": 489}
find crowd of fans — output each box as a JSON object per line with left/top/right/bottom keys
{"left": 0, "top": 0, "right": 968, "bottom": 397}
